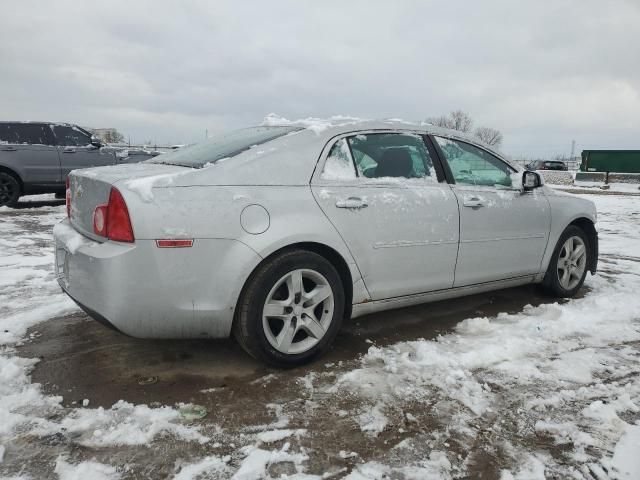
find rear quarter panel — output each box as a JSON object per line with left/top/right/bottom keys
{"left": 116, "top": 184, "right": 368, "bottom": 304}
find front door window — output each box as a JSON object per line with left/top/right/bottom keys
{"left": 433, "top": 136, "right": 514, "bottom": 187}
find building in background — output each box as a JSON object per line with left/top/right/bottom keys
{"left": 90, "top": 127, "right": 124, "bottom": 144}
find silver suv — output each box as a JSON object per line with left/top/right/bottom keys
{"left": 0, "top": 121, "right": 136, "bottom": 207}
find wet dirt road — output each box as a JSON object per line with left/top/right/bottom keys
{"left": 16, "top": 284, "right": 561, "bottom": 478}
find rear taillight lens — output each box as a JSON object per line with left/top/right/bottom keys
{"left": 65, "top": 177, "right": 71, "bottom": 218}
{"left": 92, "top": 187, "right": 135, "bottom": 242}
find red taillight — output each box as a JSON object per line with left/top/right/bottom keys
{"left": 92, "top": 187, "right": 135, "bottom": 242}
{"left": 65, "top": 177, "right": 71, "bottom": 218}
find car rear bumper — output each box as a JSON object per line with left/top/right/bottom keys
{"left": 53, "top": 219, "right": 262, "bottom": 339}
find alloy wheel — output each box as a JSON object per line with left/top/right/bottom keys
{"left": 262, "top": 268, "right": 335, "bottom": 355}
{"left": 557, "top": 235, "right": 587, "bottom": 290}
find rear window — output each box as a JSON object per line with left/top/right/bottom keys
{"left": 149, "top": 126, "right": 302, "bottom": 168}
{"left": 0, "top": 123, "right": 54, "bottom": 145}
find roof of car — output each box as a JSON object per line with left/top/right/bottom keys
{"left": 261, "top": 117, "right": 508, "bottom": 161}
{"left": 0, "top": 120, "right": 80, "bottom": 128}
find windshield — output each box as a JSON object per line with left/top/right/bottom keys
{"left": 149, "top": 126, "right": 302, "bottom": 168}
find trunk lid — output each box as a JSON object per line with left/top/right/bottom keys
{"left": 69, "top": 163, "right": 188, "bottom": 240}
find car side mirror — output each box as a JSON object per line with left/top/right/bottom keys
{"left": 523, "top": 171, "right": 541, "bottom": 190}
{"left": 90, "top": 136, "right": 102, "bottom": 148}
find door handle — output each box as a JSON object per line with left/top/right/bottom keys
{"left": 63, "top": 149, "right": 76, "bottom": 153}
{"left": 336, "top": 197, "right": 368, "bottom": 209}
{"left": 0, "top": 147, "right": 17, "bottom": 151}
{"left": 463, "top": 197, "right": 485, "bottom": 208}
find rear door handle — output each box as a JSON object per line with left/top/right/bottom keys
{"left": 336, "top": 197, "right": 368, "bottom": 209}
{"left": 0, "top": 147, "right": 17, "bottom": 151}
{"left": 463, "top": 197, "right": 485, "bottom": 208}
{"left": 63, "top": 148, "right": 76, "bottom": 153}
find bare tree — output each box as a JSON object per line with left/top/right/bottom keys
{"left": 449, "top": 110, "right": 473, "bottom": 133}
{"left": 426, "top": 110, "right": 473, "bottom": 133}
{"left": 426, "top": 110, "right": 503, "bottom": 148}
{"left": 102, "top": 130, "right": 125, "bottom": 143}
{"left": 474, "top": 126, "right": 503, "bottom": 148}
{"left": 425, "top": 114, "right": 453, "bottom": 129}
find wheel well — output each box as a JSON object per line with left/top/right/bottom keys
{"left": 237, "top": 242, "right": 354, "bottom": 320}
{"left": 569, "top": 217, "right": 597, "bottom": 274}
{"left": 0, "top": 166, "right": 23, "bottom": 195}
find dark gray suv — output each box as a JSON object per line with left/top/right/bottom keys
{"left": 0, "top": 121, "right": 137, "bottom": 207}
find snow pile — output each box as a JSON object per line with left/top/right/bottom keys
{"left": 231, "top": 444, "right": 311, "bottom": 480}
{"left": 54, "top": 457, "right": 121, "bottom": 480}
{"left": 125, "top": 173, "right": 179, "bottom": 202}
{"left": 32, "top": 400, "right": 209, "bottom": 447}
{"left": 262, "top": 113, "right": 368, "bottom": 135}
{"left": 611, "top": 424, "right": 640, "bottom": 478}
{"left": 345, "top": 451, "right": 452, "bottom": 480}
{"left": 172, "top": 455, "right": 231, "bottom": 480}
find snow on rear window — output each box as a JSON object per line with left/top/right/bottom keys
{"left": 149, "top": 126, "right": 302, "bottom": 168}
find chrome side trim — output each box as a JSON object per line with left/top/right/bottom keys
{"left": 351, "top": 275, "right": 536, "bottom": 319}
{"left": 459, "top": 234, "right": 546, "bottom": 244}
{"left": 373, "top": 239, "right": 458, "bottom": 249}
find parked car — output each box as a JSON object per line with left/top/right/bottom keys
{"left": 525, "top": 160, "right": 568, "bottom": 171}
{"left": 0, "top": 121, "right": 139, "bottom": 207}
{"left": 53, "top": 121, "right": 598, "bottom": 366}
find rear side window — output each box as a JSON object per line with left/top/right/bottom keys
{"left": 150, "top": 126, "right": 302, "bottom": 168}
{"left": 53, "top": 125, "right": 92, "bottom": 146}
{"left": 349, "top": 133, "right": 437, "bottom": 180}
{"left": 0, "top": 123, "right": 53, "bottom": 145}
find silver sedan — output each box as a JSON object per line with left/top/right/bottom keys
{"left": 53, "top": 121, "right": 598, "bottom": 366}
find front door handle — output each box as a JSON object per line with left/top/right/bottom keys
{"left": 336, "top": 197, "right": 368, "bottom": 209}
{"left": 0, "top": 147, "right": 17, "bottom": 151}
{"left": 463, "top": 197, "right": 485, "bottom": 208}
{"left": 63, "top": 148, "right": 76, "bottom": 153}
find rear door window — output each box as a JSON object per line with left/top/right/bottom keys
{"left": 0, "top": 123, "right": 54, "bottom": 145}
{"left": 348, "top": 133, "right": 438, "bottom": 180}
{"left": 53, "top": 125, "right": 92, "bottom": 146}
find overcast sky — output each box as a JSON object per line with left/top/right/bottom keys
{"left": 1, "top": 1, "right": 639, "bottom": 157}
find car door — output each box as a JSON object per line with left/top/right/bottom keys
{"left": 432, "top": 136, "right": 551, "bottom": 287}
{"left": 52, "top": 125, "right": 116, "bottom": 178}
{"left": 311, "top": 131, "right": 459, "bottom": 300}
{"left": 0, "top": 123, "right": 60, "bottom": 185}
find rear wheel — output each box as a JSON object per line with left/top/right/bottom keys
{"left": 234, "top": 250, "right": 345, "bottom": 367}
{"left": 541, "top": 225, "right": 590, "bottom": 297}
{"left": 0, "top": 172, "right": 20, "bottom": 208}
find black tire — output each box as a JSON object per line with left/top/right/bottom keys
{"left": 233, "top": 250, "right": 345, "bottom": 367}
{"left": 541, "top": 225, "right": 591, "bottom": 297}
{"left": 0, "top": 172, "right": 20, "bottom": 208}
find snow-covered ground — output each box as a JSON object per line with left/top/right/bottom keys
{"left": 1, "top": 193, "right": 639, "bottom": 479}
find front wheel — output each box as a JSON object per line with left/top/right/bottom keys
{"left": 541, "top": 225, "right": 591, "bottom": 297}
{"left": 233, "top": 250, "right": 345, "bottom": 367}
